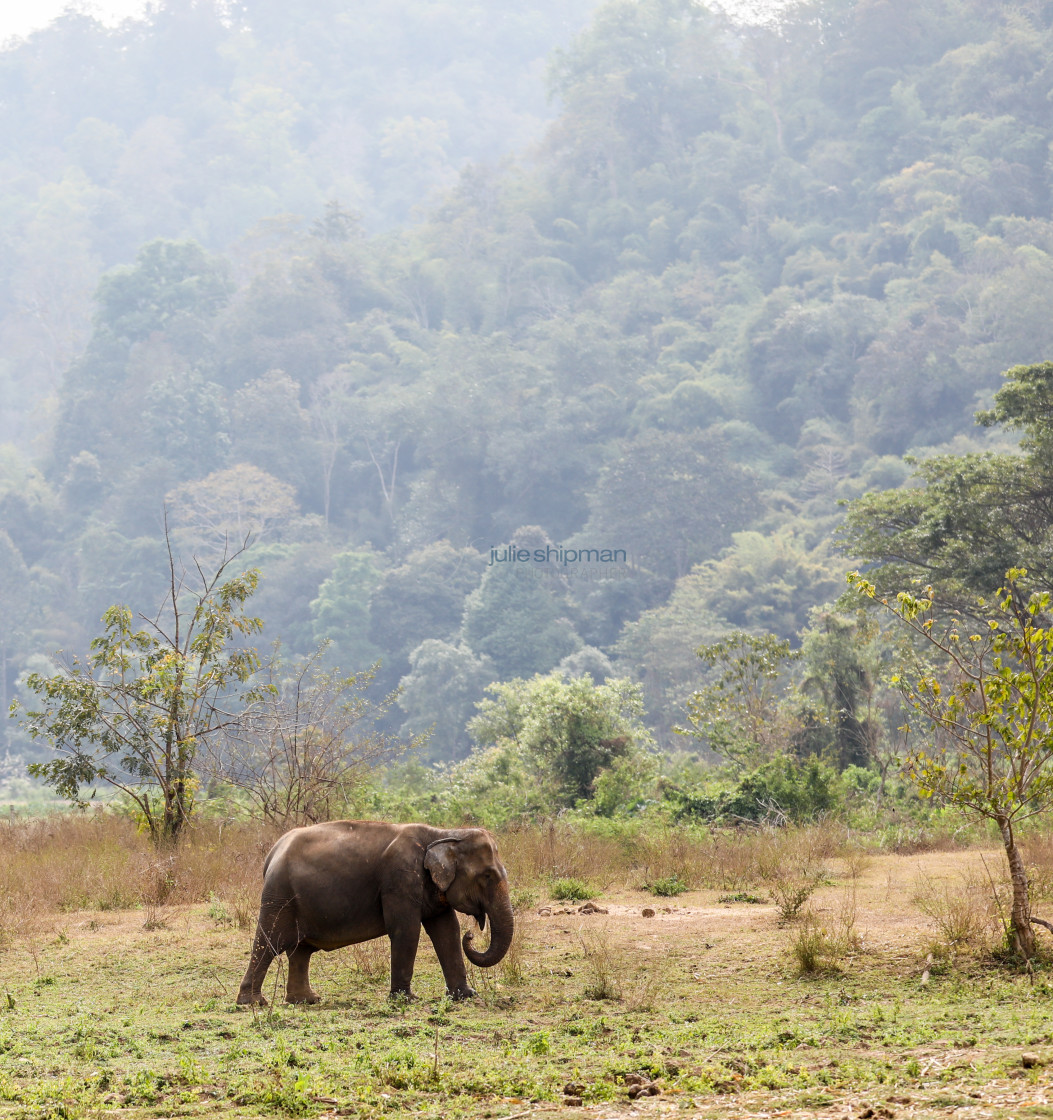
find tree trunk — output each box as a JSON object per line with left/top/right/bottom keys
{"left": 998, "top": 815, "right": 1035, "bottom": 958}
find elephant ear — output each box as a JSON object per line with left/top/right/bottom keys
{"left": 424, "top": 839, "right": 460, "bottom": 891}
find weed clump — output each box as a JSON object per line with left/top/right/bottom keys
{"left": 755, "top": 827, "right": 830, "bottom": 922}
{"left": 790, "top": 916, "right": 844, "bottom": 974}
{"left": 509, "top": 885, "right": 538, "bottom": 912}
{"left": 913, "top": 871, "right": 1003, "bottom": 957}
{"left": 551, "top": 877, "right": 594, "bottom": 901}
{"left": 579, "top": 929, "right": 621, "bottom": 1000}
{"left": 646, "top": 874, "right": 688, "bottom": 897}
{"left": 789, "top": 888, "right": 861, "bottom": 974}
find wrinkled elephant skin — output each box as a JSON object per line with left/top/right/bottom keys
{"left": 236, "top": 820, "right": 514, "bottom": 1006}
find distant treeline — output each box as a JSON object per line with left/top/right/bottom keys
{"left": 3, "top": 0, "right": 1053, "bottom": 760}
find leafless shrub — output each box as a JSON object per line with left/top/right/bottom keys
{"left": 841, "top": 847, "right": 873, "bottom": 880}
{"left": 913, "top": 872, "right": 1003, "bottom": 955}
{"left": 351, "top": 938, "right": 388, "bottom": 984}
{"left": 579, "top": 927, "right": 621, "bottom": 1001}
{"left": 789, "top": 885, "right": 862, "bottom": 974}
{"left": 141, "top": 904, "right": 168, "bottom": 931}
{"left": 200, "top": 642, "right": 421, "bottom": 828}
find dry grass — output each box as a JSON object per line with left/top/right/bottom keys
{"left": 578, "top": 925, "right": 622, "bottom": 1000}
{"left": 497, "top": 821, "right": 624, "bottom": 885}
{"left": 0, "top": 814, "right": 867, "bottom": 946}
{"left": 752, "top": 824, "right": 839, "bottom": 922}
{"left": 498, "top": 910, "right": 532, "bottom": 986}
{"left": 499, "top": 818, "right": 856, "bottom": 904}
{"left": 912, "top": 869, "right": 1005, "bottom": 956}
{"left": 623, "top": 829, "right": 715, "bottom": 890}
{"left": 788, "top": 884, "right": 863, "bottom": 974}
{"left": 1024, "top": 832, "right": 1053, "bottom": 901}
{"left": 0, "top": 813, "right": 279, "bottom": 942}
{"left": 350, "top": 937, "right": 388, "bottom": 983}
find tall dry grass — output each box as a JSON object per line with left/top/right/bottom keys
{"left": 0, "top": 813, "right": 280, "bottom": 940}
{"left": 0, "top": 811, "right": 859, "bottom": 947}
{"left": 496, "top": 818, "right": 853, "bottom": 894}
{"left": 497, "top": 822, "right": 625, "bottom": 886}
{"left": 912, "top": 871, "right": 1005, "bottom": 956}
{"left": 1023, "top": 833, "right": 1053, "bottom": 902}
{"left": 788, "top": 884, "right": 862, "bottom": 974}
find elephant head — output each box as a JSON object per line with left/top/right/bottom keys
{"left": 424, "top": 829, "right": 514, "bottom": 968}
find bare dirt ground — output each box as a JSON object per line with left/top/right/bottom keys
{"left": 520, "top": 849, "right": 1053, "bottom": 1120}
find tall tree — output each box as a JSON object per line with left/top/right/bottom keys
{"left": 12, "top": 535, "right": 262, "bottom": 846}
{"left": 839, "top": 362, "right": 1053, "bottom": 608}
{"left": 583, "top": 432, "right": 762, "bottom": 580}
{"left": 462, "top": 527, "right": 583, "bottom": 681}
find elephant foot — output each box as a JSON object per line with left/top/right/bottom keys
{"left": 389, "top": 988, "right": 416, "bottom": 1002}
{"left": 448, "top": 985, "right": 477, "bottom": 1001}
{"left": 286, "top": 990, "right": 321, "bottom": 1004}
{"left": 236, "top": 990, "right": 268, "bottom": 1007}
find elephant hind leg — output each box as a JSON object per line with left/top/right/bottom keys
{"left": 286, "top": 943, "right": 321, "bottom": 1004}
{"left": 236, "top": 904, "right": 296, "bottom": 1006}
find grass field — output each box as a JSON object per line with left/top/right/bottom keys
{"left": 3, "top": 821, "right": 1053, "bottom": 1119}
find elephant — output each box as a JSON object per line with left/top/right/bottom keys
{"left": 236, "top": 820, "right": 514, "bottom": 1006}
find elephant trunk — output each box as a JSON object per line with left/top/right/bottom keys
{"left": 462, "top": 879, "right": 514, "bottom": 968}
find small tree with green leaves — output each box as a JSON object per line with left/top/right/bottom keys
{"left": 12, "top": 538, "right": 262, "bottom": 846}
{"left": 468, "top": 673, "right": 654, "bottom": 809}
{"left": 675, "top": 632, "right": 798, "bottom": 770}
{"left": 849, "top": 568, "right": 1053, "bottom": 959}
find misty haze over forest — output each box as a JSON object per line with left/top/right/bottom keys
{"left": 3, "top": 0, "right": 1053, "bottom": 783}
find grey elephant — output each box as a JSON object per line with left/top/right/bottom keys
{"left": 236, "top": 820, "right": 514, "bottom": 1005}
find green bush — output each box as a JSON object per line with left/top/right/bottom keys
{"left": 550, "top": 877, "right": 594, "bottom": 901}
{"left": 670, "top": 755, "right": 841, "bottom": 825}
{"left": 646, "top": 874, "right": 688, "bottom": 897}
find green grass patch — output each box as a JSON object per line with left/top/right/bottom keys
{"left": 645, "top": 874, "right": 688, "bottom": 897}
{"left": 549, "top": 876, "right": 594, "bottom": 901}
{"left": 1, "top": 887, "right": 1051, "bottom": 1120}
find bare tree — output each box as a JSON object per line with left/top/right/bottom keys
{"left": 201, "top": 642, "right": 422, "bottom": 827}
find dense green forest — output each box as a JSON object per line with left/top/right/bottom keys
{"left": 5, "top": 0, "right": 1053, "bottom": 792}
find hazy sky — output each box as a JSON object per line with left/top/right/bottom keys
{"left": 2, "top": 0, "right": 147, "bottom": 42}
{"left": 2, "top": 0, "right": 784, "bottom": 45}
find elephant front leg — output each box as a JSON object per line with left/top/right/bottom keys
{"left": 386, "top": 923, "right": 422, "bottom": 999}
{"left": 423, "top": 909, "right": 476, "bottom": 1000}
{"left": 286, "top": 943, "right": 321, "bottom": 1004}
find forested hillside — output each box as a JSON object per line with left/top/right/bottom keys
{"left": 5, "top": 0, "right": 1053, "bottom": 766}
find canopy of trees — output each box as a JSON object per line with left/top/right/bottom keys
{"left": 7, "top": 0, "right": 1053, "bottom": 763}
